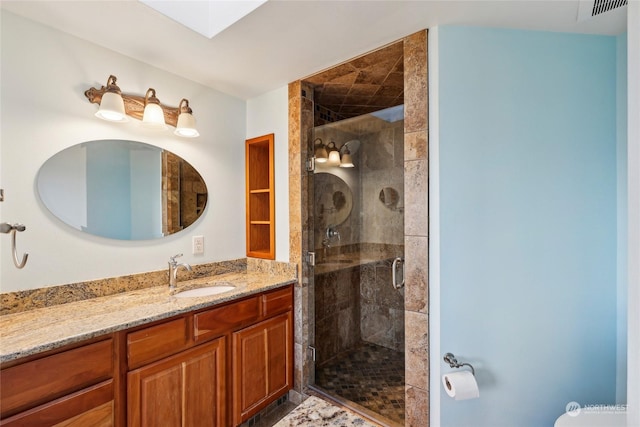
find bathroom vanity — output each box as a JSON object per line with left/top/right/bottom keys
{"left": 0, "top": 273, "right": 295, "bottom": 427}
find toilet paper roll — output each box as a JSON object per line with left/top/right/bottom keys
{"left": 442, "top": 371, "right": 479, "bottom": 400}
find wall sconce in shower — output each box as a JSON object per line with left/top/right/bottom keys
{"left": 326, "top": 142, "right": 341, "bottom": 166}
{"left": 85, "top": 75, "right": 199, "bottom": 138}
{"left": 314, "top": 138, "right": 328, "bottom": 163}
{"left": 313, "top": 138, "right": 356, "bottom": 168}
{"left": 339, "top": 139, "right": 359, "bottom": 168}
{"left": 339, "top": 145, "right": 354, "bottom": 168}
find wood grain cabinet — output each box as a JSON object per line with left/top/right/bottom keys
{"left": 0, "top": 285, "right": 293, "bottom": 427}
{"left": 0, "top": 338, "right": 116, "bottom": 427}
{"left": 127, "top": 338, "right": 226, "bottom": 427}
{"left": 245, "top": 134, "right": 275, "bottom": 259}
{"left": 232, "top": 311, "right": 292, "bottom": 426}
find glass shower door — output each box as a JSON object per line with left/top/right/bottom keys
{"left": 309, "top": 106, "right": 406, "bottom": 425}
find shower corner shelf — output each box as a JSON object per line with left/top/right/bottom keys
{"left": 245, "top": 133, "right": 275, "bottom": 260}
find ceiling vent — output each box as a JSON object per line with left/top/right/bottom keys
{"left": 577, "top": 0, "right": 627, "bottom": 21}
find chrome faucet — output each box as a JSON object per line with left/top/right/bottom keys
{"left": 168, "top": 253, "right": 192, "bottom": 290}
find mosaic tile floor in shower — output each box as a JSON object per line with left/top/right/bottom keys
{"left": 315, "top": 342, "right": 405, "bottom": 424}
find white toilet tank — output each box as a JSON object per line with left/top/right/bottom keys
{"left": 554, "top": 411, "right": 627, "bottom": 427}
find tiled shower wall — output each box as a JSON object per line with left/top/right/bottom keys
{"left": 314, "top": 254, "right": 405, "bottom": 366}
{"left": 289, "top": 30, "right": 429, "bottom": 426}
{"left": 402, "top": 30, "right": 429, "bottom": 426}
{"left": 312, "top": 116, "right": 404, "bottom": 251}
{"left": 162, "top": 152, "right": 207, "bottom": 235}
{"left": 360, "top": 121, "right": 405, "bottom": 246}
{"left": 360, "top": 259, "right": 405, "bottom": 352}
{"left": 314, "top": 266, "right": 361, "bottom": 363}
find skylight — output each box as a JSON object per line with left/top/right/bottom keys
{"left": 371, "top": 105, "right": 404, "bottom": 123}
{"left": 140, "top": 0, "right": 268, "bottom": 39}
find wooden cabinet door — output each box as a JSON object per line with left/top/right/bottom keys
{"left": 127, "top": 338, "right": 226, "bottom": 427}
{"left": 232, "top": 312, "right": 292, "bottom": 425}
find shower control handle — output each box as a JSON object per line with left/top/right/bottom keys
{"left": 326, "top": 226, "right": 340, "bottom": 241}
{"left": 392, "top": 257, "right": 405, "bottom": 289}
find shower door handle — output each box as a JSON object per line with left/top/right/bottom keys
{"left": 392, "top": 257, "right": 404, "bottom": 289}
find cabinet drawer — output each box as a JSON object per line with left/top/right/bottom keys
{"left": 262, "top": 286, "right": 293, "bottom": 318}
{"left": 0, "top": 380, "right": 113, "bottom": 427}
{"left": 0, "top": 338, "right": 113, "bottom": 418}
{"left": 194, "top": 296, "right": 260, "bottom": 343}
{"left": 127, "top": 317, "right": 188, "bottom": 369}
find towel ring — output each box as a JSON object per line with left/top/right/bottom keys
{"left": 1, "top": 222, "right": 29, "bottom": 269}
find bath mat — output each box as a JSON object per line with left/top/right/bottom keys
{"left": 273, "top": 396, "right": 379, "bottom": 426}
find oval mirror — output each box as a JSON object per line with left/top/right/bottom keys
{"left": 314, "top": 172, "right": 353, "bottom": 227}
{"left": 36, "top": 139, "right": 207, "bottom": 240}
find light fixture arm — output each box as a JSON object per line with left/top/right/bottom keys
{"left": 179, "top": 98, "right": 193, "bottom": 114}
{"left": 144, "top": 88, "right": 160, "bottom": 105}
{"left": 104, "top": 75, "right": 122, "bottom": 95}
{"left": 85, "top": 81, "right": 182, "bottom": 128}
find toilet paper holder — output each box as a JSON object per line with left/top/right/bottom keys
{"left": 443, "top": 352, "right": 475, "bottom": 376}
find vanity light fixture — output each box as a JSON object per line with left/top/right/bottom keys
{"left": 313, "top": 138, "right": 328, "bottom": 163}
{"left": 326, "top": 142, "right": 341, "bottom": 166}
{"left": 142, "top": 88, "right": 167, "bottom": 130}
{"left": 339, "top": 147, "right": 354, "bottom": 168}
{"left": 84, "top": 75, "right": 199, "bottom": 138}
{"left": 339, "top": 139, "right": 359, "bottom": 168}
{"left": 312, "top": 138, "right": 357, "bottom": 168}
{"left": 94, "top": 75, "right": 128, "bottom": 122}
{"left": 174, "top": 99, "right": 199, "bottom": 138}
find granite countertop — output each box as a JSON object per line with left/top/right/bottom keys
{"left": 274, "top": 396, "right": 381, "bottom": 427}
{"left": 0, "top": 270, "right": 296, "bottom": 364}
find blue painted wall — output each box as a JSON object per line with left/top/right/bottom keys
{"left": 439, "top": 27, "right": 618, "bottom": 426}
{"left": 615, "top": 32, "right": 628, "bottom": 404}
{"left": 86, "top": 142, "right": 132, "bottom": 239}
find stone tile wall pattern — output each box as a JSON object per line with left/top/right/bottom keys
{"left": 180, "top": 161, "right": 207, "bottom": 228}
{"left": 314, "top": 266, "right": 361, "bottom": 363}
{"left": 360, "top": 260, "right": 405, "bottom": 352}
{"left": 289, "top": 80, "right": 309, "bottom": 396}
{"left": 361, "top": 121, "right": 405, "bottom": 246}
{"left": 403, "top": 29, "right": 429, "bottom": 427}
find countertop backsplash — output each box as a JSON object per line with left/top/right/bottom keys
{"left": 0, "top": 258, "right": 296, "bottom": 315}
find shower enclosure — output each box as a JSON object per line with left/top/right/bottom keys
{"left": 308, "top": 105, "right": 405, "bottom": 425}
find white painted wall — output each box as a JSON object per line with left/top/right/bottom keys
{"left": 246, "top": 87, "right": 290, "bottom": 262}
{"left": 0, "top": 11, "right": 247, "bottom": 291}
{"left": 428, "top": 25, "right": 443, "bottom": 427}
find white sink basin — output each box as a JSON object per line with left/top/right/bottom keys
{"left": 174, "top": 284, "right": 236, "bottom": 298}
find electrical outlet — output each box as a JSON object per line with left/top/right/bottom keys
{"left": 192, "top": 235, "right": 204, "bottom": 255}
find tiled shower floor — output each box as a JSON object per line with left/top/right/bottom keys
{"left": 315, "top": 342, "right": 405, "bottom": 424}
